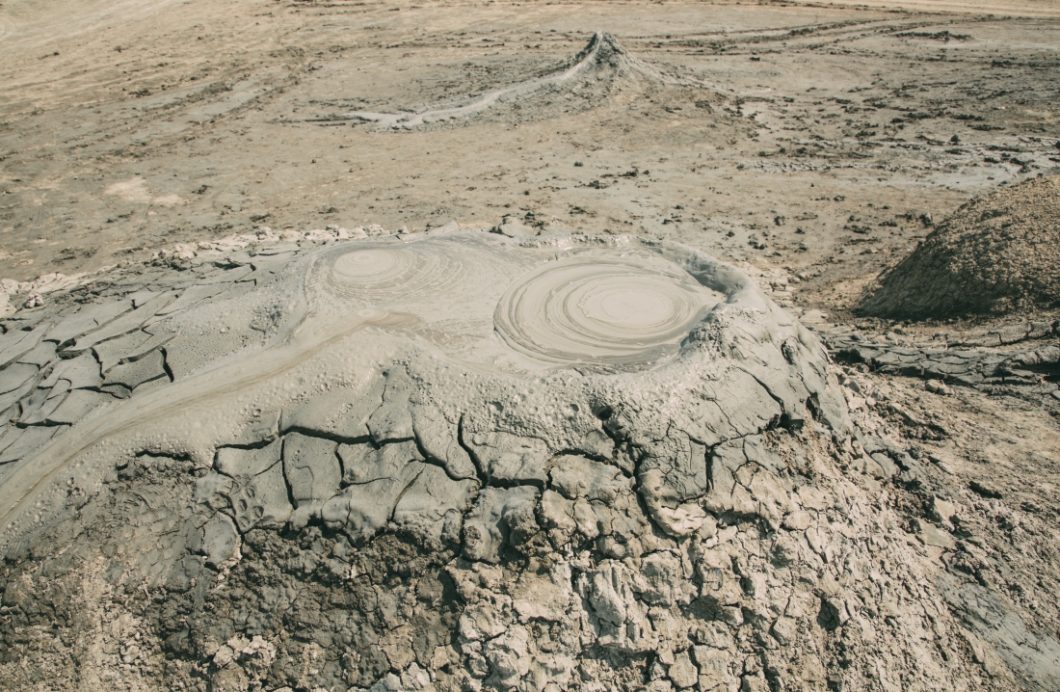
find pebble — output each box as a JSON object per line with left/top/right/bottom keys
{"left": 926, "top": 379, "right": 950, "bottom": 395}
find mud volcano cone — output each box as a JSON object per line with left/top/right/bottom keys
{"left": 859, "top": 175, "right": 1060, "bottom": 319}
{"left": 0, "top": 227, "right": 998, "bottom": 690}
{"left": 320, "top": 31, "right": 706, "bottom": 129}
{"left": 566, "top": 31, "right": 675, "bottom": 82}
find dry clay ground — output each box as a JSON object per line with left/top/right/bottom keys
{"left": 0, "top": 0, "right": 1058, "bottom": 690}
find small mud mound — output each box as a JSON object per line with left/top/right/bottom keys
{"left": 859, "top": 175, "right": 1060, "bottom": 319}
{"left": 310, "top": 32, "right": 712, "bottom": 130}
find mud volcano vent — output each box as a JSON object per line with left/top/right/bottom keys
{"left": 1, "top": 229, "right": 983, "bottom": 690}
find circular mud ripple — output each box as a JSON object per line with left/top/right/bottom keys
{"left": 317, "top": 242, "right": 464, "bottom": 305}
{"left": 494, "top": 256, "right": 722, "bottom": 366}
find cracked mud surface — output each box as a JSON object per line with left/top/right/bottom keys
{"left": 0, "top": 225, "right": 1056, "bottom": 692}
{"left": 0, "top": 228, "right": 859, "bottom": 690}
{"left": 1, "top": 1, "right": 1059, "bottom": 690}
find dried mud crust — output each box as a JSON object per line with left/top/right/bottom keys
{"left": 859, "top": 175, "right": 1060, "bottom": 319}
{"left": 2, "top": 4, "right": 1059, "bottom": 292}
{"left": 0, "top": 227, "right": 1048, "bottom": 691}
{"left": 825, "top": 318, "right": 1060, "bottom": 400}
{"left": 0, "top": 2, "right": 1058, "bottom": 690}
{"left": 830, "top": 364, "right": 1060, "bottom": 692}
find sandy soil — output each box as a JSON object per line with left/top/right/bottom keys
{"left": 0, "top": 1, "right": 1057, "bottom": 690}
{"left": 1, "top": 0, "right": 1057, "bottom": 307}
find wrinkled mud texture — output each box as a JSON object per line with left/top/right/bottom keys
{"left": 1, "top": 225, "right": 1055, "bottom": 691}
{"left": 827, "top": 319, "right": 1060, "bottom": 396}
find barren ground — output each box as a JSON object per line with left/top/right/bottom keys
{"left": 0, "top": 0, "right": 1057, "bottom": 690}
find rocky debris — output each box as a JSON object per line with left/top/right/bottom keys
{"left": 490, "top": 214, "right": 538, "bottom": 240}
{"left": 859, "top": 175, "right": 1060, "bottom": 319}
{"left": 0, "top": 227, "right": 1047, "bottom": 690}
{"left": 832, "top": 358, "right": 1060, "bottom": 692}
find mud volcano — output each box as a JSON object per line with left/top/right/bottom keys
{"left": 310, "top": 32, "right": 710, "bottom": 130}
{"left": 0, "top": 228, "right": 994, "bottom": 690}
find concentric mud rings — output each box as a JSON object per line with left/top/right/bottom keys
{"left": 313, "top": 239, "right": 466, "bottom": 307}
{"left": 494, "top": 254, "right": 725, "bottom": 367}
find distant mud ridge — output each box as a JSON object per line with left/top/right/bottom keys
{"left": 859, "top": 174, "right": 1060, "bottom": 319}
{"left": 311, "top": 32, "right": 709, "bottom": 130}
{"left": 0, "top": 227, "right": 1026, "bottom": 690}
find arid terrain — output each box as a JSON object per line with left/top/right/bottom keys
{"left": 0, "top": 0, "right": 1057, "bottom": 690}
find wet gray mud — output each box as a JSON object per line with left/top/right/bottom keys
{"left": 1, "top": 225, "right": 1054, "bottom": 690}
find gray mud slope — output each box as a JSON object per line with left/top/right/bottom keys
{"left": 1, "top": 227, "right": 1054, "bottom": 690}
{"left": 859, "top": 174, "right": 1060, "bottom": 319}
